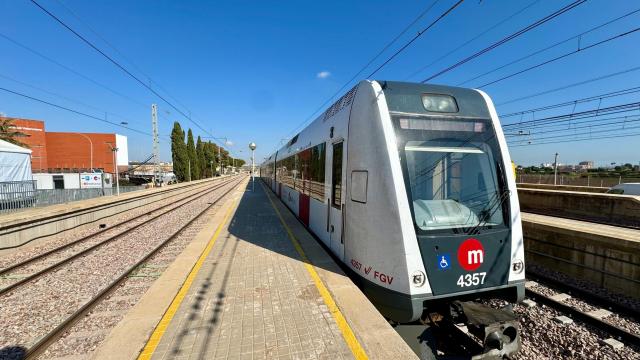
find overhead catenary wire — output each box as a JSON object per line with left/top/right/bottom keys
{"left": 0, "top": 31, "right": 174, "bottom": 126}
{"left": 279, "top": 0, "right": 464, "bottom": 144}
{"left": 0, "top": 86, "right": 152, "bottom": 136}
{"left": 505, "top": 115, "right": 640, "bottom": 136}
{"left": 420, "top": 0, "right": 587, "bottom": 83}
{"left": 458, "top": 8, "right": 640, "bottom": 87}
{"left": 52, "top": 0, "right": 191, "bottom": 113}
{"left": 404, "top": 0, "right": 541, "bottom": 81}
{"left": 500, "top": 86, "right": 640, "bottom": 118}
{"left": 29, "top": 0, "right": 211, "bottom": 137}
{"left": 497, "top": 65, "right": 640, "bottom": 106}
{"left": 509, "top": 125, "right": 640, "bottom": 145}
{"left": 477, "top": 26, "right": 640, "bottom": 88}
{"left": 503, "top": 101, "right": 640, "bottom": 129}
{"left": 0, "top": 72, "right": 140, "bottom": 127}
{"left": 509, "top": 131, "right": 640, "bottom": 147}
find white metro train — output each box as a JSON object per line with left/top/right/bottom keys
{"left": 260, "top": 81, "right": 525, "bottom": 324}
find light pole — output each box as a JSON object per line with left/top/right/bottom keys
{"left": 249, "top": 142, "right": 256, "bottom": 191}
{"left": 553, "top": 152, "right": 559, "bottom": 186}
{"left": 210, "top": 160, "right": 213, "bottom": 179}
{"left": 106, "top": 143, "right": 120, "bottom": 196}
{"left": 75, "top": 133, "right": 93, "bottom": 171}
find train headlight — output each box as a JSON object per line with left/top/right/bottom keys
{"left": 421, "top": 94, "right": 458, "bottom": 113}
{"left": 512, "top": 259, "right": 524, "bottom": 274}
{"left": 411, "top": 270, "right": 426, "bottom": 287}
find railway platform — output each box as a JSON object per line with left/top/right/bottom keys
{"left": 94, "top": 179, "right": 414, "bottom": 360}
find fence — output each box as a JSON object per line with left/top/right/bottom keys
{"left": 517, "top": 174, "right": 640, "bottom": 188}
{"left": 0, "top": 180, "right": 146, "bottom": 214}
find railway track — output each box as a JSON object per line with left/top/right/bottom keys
{"left": 525, "top": 281, "right": 640, "bottom": 348}
{"left": 0, "top": 175, "right": 245, "bottom": 359}
{"left": 0, "top": 178, "right": 221, "bottom": 271}
{"left": 0, "top": 177, "right": 238, "bottom": 295}
{"left": 0, "top": 177, "right": 233, "bottom": 250}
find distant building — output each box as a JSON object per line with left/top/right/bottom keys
{"left": 578, "top": 161, "right": 594, "bottom": 169}
{"left": 4, "top": 116, "right": 129, "bottom": 174}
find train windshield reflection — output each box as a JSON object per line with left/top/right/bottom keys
{"left": 404, "top": 140, "right": 505, "bottom": 231}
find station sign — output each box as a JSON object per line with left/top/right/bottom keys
{"left": 80, "top": 173, "right": 103, "bottom": 189}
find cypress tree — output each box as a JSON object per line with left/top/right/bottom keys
{"left": 196, "top": 136, "right": 206, "bottom": 179}
{"left": 186, "top": 129, "right": 200, "bottom": 180}
{"left": 170, "top": 122, "right": 189, "bottom": 181}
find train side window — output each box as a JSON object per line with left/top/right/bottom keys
{"left": 331, "top": 142, "right": 343, "bottom": 208}
{"left": 351, "top": 170, "right": 368, "bottom": 203}
{"left": 309, "top": 143, "right": 326, "bottom": 201}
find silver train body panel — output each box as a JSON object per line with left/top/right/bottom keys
{"left": 260, "top": 80, "right": 525, "bottom": 322}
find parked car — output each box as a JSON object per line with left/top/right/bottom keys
{"left": 607, "top": 183, "right": 640, "bottom": 195}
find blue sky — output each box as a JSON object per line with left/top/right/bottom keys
{"left": 1, "top": 0, "right": 639, "bottom": 166}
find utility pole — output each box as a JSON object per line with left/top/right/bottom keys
{"left": 218, "top": 146, "right": 221, "bottom": 176}
{"left": 553, "top": 152, "right": 559, "bottom": 186}
{"left": 107, "top": 143, "right": 120, "bottom": 196}
{"left": 151, "top": 104, "right": 160, "bottom": 186}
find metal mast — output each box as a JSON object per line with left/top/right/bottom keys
{"left": 151, "top": 104, "right": 160, "bottom": 185}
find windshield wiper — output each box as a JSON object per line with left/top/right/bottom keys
{"left": 464, "top": 189, "right": 511, "bottom": 235}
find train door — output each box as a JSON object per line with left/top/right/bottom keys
{"left": 328, "top": 141, "right": 345, "bottom": 260}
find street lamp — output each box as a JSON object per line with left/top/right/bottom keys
{"left": 249, "top": 142, "right": 256, "bottom": 191}
{"left": 75, "top": 133, "right": 93, "bottom": 171}
{"left": 106, "top": 143, "right": 120, "bottom": 196}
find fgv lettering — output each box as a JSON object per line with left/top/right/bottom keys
{"left": 374, "top": 271, "right": 394, "bottom": 285}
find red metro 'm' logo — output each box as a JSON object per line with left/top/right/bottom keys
{"left": 457, "top": 238, "right": 484, "bottom": 271}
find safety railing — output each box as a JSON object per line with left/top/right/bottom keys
{"left": 0, "top": 182, "right": 146, "bottom": 214}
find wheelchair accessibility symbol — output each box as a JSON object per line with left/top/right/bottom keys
{"left": 437, "top": 254, "right": 451, "bottom": 270}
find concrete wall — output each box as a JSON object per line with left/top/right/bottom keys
{"left": 523, "top": 217, "right": 640, "bottom": 300}
{"left": 518, "top": 188, "right": 640, "bottom": 228}
{"left": 517, "top": 183, "right": 609, "bottom": 193}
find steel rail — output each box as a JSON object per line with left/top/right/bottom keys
{"left": 525, "top": 288, "right": 640, "bottom": 346}
{"left": 23, "top": 176, "right": 246, "bottom": 359}
{"left": 0, "top": 177, "right": 239, "bottom": 296}
{"left": 0, "top": 179, "right": 226, "bottom": 276}
{"left": 0, "top": 176, "right": 230, "bottom": 242}
{"left": 527, "top": 271, "right": 640, "bottom": 321}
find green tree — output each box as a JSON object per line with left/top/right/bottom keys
{"left": 0, "top": 117, "right": 29, "bottom": 147}
{"left": 170, "top": 122, "right": 189, "bottom": 181}
{"left": 186, "top": 129, "right": 200, "bottom": 180}
{"left": 203, "top": 141, "right": 216, "bottom": 177}
{"left": 196, "top": 136, "right": 206, "bottom": 179}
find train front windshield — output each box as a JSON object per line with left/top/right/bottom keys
{"left": 395, "top": 116, "right": 509, "bottom": 233}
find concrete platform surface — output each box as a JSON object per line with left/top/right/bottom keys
{"left": 101, "top": 180, "right": 414, "bottom": 360}
{"left": 522, "top": 212, "right": 640, "bottom": 245}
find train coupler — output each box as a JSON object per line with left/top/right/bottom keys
{"left": 450, "top": 301, "right": 521, "bottom": 359}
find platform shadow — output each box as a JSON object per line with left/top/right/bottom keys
{"left": 0, "top": 346, "right": 26, "bottom": 360}
{"left": 226, "top": 180, "right": 344, "bottom": 277}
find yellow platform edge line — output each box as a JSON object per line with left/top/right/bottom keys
{"left": 137, "top": 195, "right": 239, "bottom": 360}
{"left": 262, "top": 182, "right": 369, "bottom": 360}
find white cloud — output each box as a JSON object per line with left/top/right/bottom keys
{"left": 316, "top": 71, "right": 331, "bottom": 79}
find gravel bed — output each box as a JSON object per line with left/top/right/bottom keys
{"left": 514, "top": 302, "right": 640, "bottom": 359}
{"left": 38, "top": 180, "right": 242, "bottom": 359}
{"left": 0, "top": 181, "right": 216, "bottom": 270}
{"left": 528, "top": 263, "right": 640, "bottom": 312}
{"left": 0, "top": 179, "right": 241, "bottom": 356}
{"left": 529, "top": 274, "right": 640, "bottom": 341}
{"left": 479, "top": 293, "right": 640, "bottom": 359}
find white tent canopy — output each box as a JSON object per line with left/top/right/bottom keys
{"left": 0, "top": 139, "right": 32, "bottom": 182}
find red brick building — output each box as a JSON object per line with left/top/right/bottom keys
{"left": 4, "top": 117, "right": 129, "bottom": 173}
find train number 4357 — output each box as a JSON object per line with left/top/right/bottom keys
{"left": 457, "top": 272, "right": 486, "bottom": 287}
